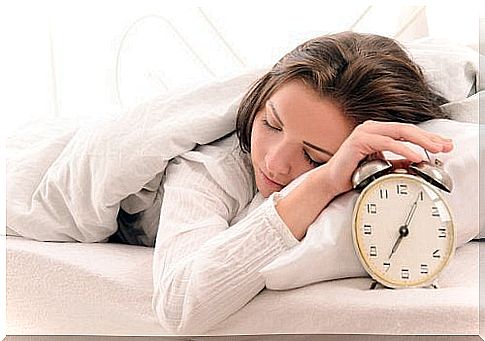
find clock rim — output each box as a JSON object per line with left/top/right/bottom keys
{"left": 351, "top": 173, "right": 456, "bottom": 289}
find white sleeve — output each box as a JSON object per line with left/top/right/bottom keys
{"left": 152, "top": 156, "right": 300, "bottom": 335}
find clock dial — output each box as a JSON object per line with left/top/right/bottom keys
{"left": 352, "top": 174, "right": 455, "bottom": 288}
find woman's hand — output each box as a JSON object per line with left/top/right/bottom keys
{"left": 320, "top": 120, "right": 454, "bottom": 196}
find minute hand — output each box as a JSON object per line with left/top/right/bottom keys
{"left": 403, "top": 196, "right": 419, "bottom": 228}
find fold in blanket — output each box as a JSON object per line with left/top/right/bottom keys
{"left": 6, "top": 71, "right": 264, "bottom": 244}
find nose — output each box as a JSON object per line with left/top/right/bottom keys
{"left": 264, "top": 143, "right": 292, "bottom": 179}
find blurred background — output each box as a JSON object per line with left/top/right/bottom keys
{"left": 1, "top": 1, "right": 483, "bottom": 133}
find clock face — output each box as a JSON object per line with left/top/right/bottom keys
{"left": 352, "top": 173, "right": 455, "bottom": 288}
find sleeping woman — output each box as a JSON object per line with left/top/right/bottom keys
{"left": 121, "top": 32, "right": 454, "bottom": 333}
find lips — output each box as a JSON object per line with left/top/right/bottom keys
{"left": 260, "top": 168, "right": 283, "bottom": 187}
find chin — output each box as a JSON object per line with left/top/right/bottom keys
{"left": 256, "top": 183, "right": 274, "bottom": 199}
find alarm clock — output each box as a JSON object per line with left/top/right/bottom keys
{"left": 351, "top": 153, "right": 456, "bottom": 289}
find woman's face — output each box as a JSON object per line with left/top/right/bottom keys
{"left": 250, "top": 79, "right": 354, "bottom": 198}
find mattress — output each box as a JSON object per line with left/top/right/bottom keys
{"left": 6, "top": 235, "right": 480, "bottom": 336}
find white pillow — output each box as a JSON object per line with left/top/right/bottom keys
{"left": 259, "top": 95, "right": 481, "bottom": 290}
{"left": 403, "top": 38, "right": 479, "bottom": 101}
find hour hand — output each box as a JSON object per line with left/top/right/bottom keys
{"left": 388, "top": 225, "right": 409, "bottom": 260}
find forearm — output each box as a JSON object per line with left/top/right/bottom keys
{"left": 275, "top": 165, "right": 339, "bottom": 240}
{"left": 152, "top": 192, "right": 299, "bottom": 334}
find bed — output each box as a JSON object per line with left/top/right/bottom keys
{"left": 6, "top": 235, "right": 480, "bottom": 336}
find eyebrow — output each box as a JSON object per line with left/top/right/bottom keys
{"left": 267, "top": 101, "right": 335, "bottom": 157}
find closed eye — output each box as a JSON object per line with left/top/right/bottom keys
{"left": 262, "top": 117, "right": 325, "bottom": 167}
{"left": 303, "top": 150, "right": 325, "bottom": 167}
{"left": 262, "top": 119, "right": 281, "bottom": 132}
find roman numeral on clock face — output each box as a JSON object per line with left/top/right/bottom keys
{"left": 370, "top": 246, "right": 377, "bottom": 257}
{"left": 433, "top": 249, "right": 441, "bottom": 258}
{"left": 367, "top": 203, "right": 377, "bottom": 214}
{"left": 438, "top": 227, "right": 447, "bottom": 238}
{"left": 420, "top": 264, "right": 429, "bottom": 274}
{"left": 397, "top": 184, "right": 408, "bottom": 195}
{"left": 379, "top": 188, "right": 388, "bottom": 199}
{"left": 401, "top": 268, "right": 410, "bottom": 279}
{"left": 363, "top": 224, "right": 372, "bottom": 235}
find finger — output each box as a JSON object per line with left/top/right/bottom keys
{"left": 428, "top": 134, "right": 454, "bottom": 152}
{"left": 428, "top": 133, "right": 453, "bottom": 142}
{"left": 360, "top": 121, "right": 452, "bottom": 153}
{"left": 363, "top": 134, "right": 424, "bottom": 163}
{"left": 375, "top": 151, "right": 386, "bottom": 160}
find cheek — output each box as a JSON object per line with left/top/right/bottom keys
{"left": 250, "top": 123, "right": 266, "bottom": 163}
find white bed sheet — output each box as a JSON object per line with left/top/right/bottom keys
{"left": 6, "top": 236, "right": 480, "bottom": 336}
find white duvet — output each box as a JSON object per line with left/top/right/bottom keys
{"left": 6, "top": 71, "right": 262, "bottom": 243}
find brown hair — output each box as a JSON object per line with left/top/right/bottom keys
{"left": 236, "top": 31, "right": 449, "bottom": 154}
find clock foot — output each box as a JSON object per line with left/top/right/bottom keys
{"left": 369, "top": 280, "right": 384, "bottom": 290}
